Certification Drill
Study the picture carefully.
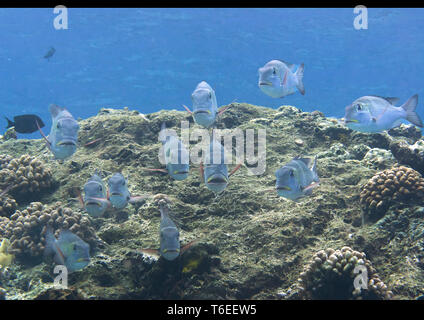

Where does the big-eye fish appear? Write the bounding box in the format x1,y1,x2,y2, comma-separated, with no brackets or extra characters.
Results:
275,156,319,201
200,136,241,194
44,228,90,273
183,81,229,128
144,123,190,181
107,173,147,209
140,200,195,261
258,60,305,98
344,94,423,133
80,170,110,217
38,104,79,160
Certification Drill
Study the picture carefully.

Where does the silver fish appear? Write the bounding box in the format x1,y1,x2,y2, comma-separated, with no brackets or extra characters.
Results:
275,156,319,201
258,59,305,98
344,94,423,133
82,170,110,217
38,104,79,160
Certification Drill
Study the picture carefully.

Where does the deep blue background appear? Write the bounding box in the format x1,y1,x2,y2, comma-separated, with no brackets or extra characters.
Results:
0,8,423,138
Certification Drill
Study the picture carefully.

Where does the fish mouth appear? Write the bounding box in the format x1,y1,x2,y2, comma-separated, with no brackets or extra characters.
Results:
344,119,359,124
259,81,273,86
57,140,77,146
207,175,228,184
173,170,189,175
110,192,123,197
85,200,102,207
163,248,180,254
193,110,211,115
276,186,291,191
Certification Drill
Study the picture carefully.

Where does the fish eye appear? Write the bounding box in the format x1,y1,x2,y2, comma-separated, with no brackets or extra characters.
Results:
57,123,61,129
208,92,212,99
99,186,102,192
290,170,294,177
356,104,362,111
122,181,125,186
272,68,277,75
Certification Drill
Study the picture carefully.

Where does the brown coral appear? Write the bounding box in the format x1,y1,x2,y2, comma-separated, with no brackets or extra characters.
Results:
0,154,54,202
359,165,424,221
0,201,98,262
298,247,392,300
0,195,17,218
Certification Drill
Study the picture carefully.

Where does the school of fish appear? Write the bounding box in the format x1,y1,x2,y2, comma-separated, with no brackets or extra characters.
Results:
3,58,423,273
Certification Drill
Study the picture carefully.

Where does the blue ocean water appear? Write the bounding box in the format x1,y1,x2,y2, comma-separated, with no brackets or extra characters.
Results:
0,8,423,138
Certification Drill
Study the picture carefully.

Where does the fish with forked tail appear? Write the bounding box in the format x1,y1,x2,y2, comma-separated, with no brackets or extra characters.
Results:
344,94,423,133
5,114,45,134
258,59,305,98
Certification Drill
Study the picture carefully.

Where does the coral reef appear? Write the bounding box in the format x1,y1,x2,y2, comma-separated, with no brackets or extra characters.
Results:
298,247,393,300
390,139,424,174
0,195,17,218
0,104,423,300
0,201,98,263
360,165,424,221
0,154,54,202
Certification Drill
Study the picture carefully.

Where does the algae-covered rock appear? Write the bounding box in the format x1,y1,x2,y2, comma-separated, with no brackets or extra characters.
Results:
0,104,422,300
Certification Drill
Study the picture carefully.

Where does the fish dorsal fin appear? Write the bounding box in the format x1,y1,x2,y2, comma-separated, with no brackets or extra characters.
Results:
276,59,295,71
293,156,312,167
94,169,103,179
48,104,65,118
369,96,400,105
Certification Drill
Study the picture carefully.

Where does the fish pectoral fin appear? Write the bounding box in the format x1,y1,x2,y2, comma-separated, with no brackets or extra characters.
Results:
229,163,243,177
142,168,169,174
84,138,101,147
199,161,204,183
218,105,230,116
302,182,319,193
36,120,51,149
181,240,198,254
139,248,160,257
129,195,150,203
183,105,192,114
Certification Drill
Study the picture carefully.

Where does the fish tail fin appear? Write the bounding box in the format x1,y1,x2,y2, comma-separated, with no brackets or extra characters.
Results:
5,117,14,129
295,63,305,95
402,94,423,127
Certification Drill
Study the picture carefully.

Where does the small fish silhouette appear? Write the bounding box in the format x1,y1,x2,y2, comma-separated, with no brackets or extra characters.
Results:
44,47,56,61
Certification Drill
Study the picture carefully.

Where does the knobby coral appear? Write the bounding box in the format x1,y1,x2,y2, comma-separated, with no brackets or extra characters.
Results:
360,165,424,221
0,201,98,261
298,247,393,300
0,154,54,201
